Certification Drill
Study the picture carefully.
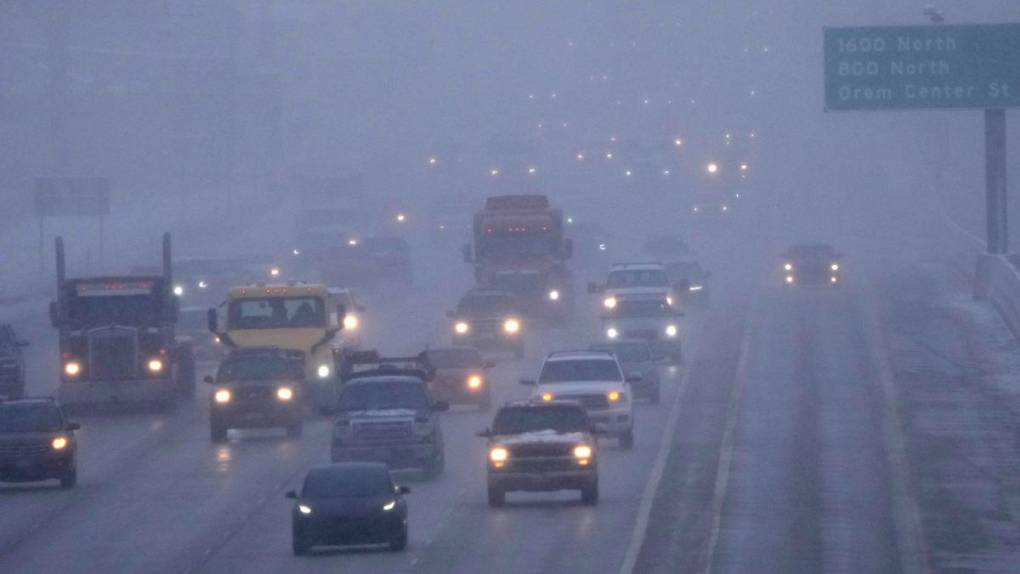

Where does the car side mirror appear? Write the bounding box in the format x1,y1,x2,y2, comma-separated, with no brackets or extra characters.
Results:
397,485,411,495
484,361,496,369
65,422,80,432
475,428,492,438
519,378,537,386
206,308,219,333
203,375,215,385
432,401,450,412
285,490,297,499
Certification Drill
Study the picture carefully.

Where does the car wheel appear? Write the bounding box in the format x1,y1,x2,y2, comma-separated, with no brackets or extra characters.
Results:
487,485,505,507
619,428,634,450
581,479,599,505
59,468,77,489
389,525,408,552
286,422,303,439
210,423,228,443
292,529,310,556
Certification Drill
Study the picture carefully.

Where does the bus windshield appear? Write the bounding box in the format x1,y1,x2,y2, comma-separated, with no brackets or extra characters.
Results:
228,297,326,329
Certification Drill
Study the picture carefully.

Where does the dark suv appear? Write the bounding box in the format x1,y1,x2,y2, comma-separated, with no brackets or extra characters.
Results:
0,398,79,488
206,348,306,442
0,324,28,399
478,401,600,507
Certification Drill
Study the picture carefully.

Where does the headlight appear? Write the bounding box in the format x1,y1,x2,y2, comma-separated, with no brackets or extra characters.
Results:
198,280,209,289
548,290,560,301
573,444,592,459
276,387,294,401
689,284,704,292
489,447,509,463
831,276,839,284
666,296,673,306
467,374,483,389
214,389,231,403
541,392,554,402
503,318,520,334
343,314,359,330
317,364,331,379
64,361,81,377
606,327,619,339
454,321,470,335
603,296,617,309
608,391,623,402
270,267,281,277
147,359,164,373
665,325,678,337
785,275,795,284
51,436,68,450
831,263,840,271
382,500,397,511
213,336,221,344
173,285,184,297
298,504,312,515
784,262,793,271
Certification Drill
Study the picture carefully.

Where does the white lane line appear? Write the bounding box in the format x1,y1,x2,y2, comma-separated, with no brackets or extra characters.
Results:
860,286,933,574
617,347,694,573
699,295,758,574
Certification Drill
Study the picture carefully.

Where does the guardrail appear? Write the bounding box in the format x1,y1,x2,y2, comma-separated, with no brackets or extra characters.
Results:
975,254,1020,340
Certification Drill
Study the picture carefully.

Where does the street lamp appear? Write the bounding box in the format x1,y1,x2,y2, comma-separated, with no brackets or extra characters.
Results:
706,162,719,175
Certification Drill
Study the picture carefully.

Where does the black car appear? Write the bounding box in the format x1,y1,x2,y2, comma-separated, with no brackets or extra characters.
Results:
665,260,712,308
0,324,28,399
0,398,79,488
782,243,842,286
448,289,525,358
478,401,600,507
287,462,410,555
424,347,495,409
206,348,305,442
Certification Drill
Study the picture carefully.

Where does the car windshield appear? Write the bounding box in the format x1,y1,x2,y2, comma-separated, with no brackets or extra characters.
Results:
0,405,63,433
67,293,163,327
590,343,651,362
228,297,325,329
217,355,303,382
493,406,590,434
788,245,837,260
539,359,622,383
427,349,483,369
615,299,673,318
606,269,668,288
491,273,542,294
302,466,392,498
478,232,558,260
457,294,516,316
338,381,430,411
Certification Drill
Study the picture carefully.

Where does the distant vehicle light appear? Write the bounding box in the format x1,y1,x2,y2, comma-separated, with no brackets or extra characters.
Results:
785,275,795,284
489,447,509,463
64,361,81,377
298,504,312,515
831,263,840,271
51,436,68,450
541,392,554,402
599,242,607,251
276,387,294,401
317,364,331,379
784,263,793,271
454,321,470,335
467,374,483,389
270,267,281,277
214,389,231,403
503,318,521,334
343,314,359,330
603,297,617,309
382,500,397,511
721,205,729,212
548,290,560,301
606,327,619,339
665,325,678,338
666,296,673,306
831,276,839,284
396,213,407,223
348,239,359,246
689,285,704,292
573,444,592,459
706,162,719,174
147,359,164,373
173,285,184,297
608,391,621,402
292,249,301,256
198,280,208,289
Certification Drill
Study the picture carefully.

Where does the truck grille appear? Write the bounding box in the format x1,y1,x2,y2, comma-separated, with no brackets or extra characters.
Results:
471,319,501,335
235,386,274,402
0,361,19,381
352,420,413,442
561,393,610,410
89,326,137,379
0,440,51,457
624,329,659,340
507,457,576,472
508,443,573,458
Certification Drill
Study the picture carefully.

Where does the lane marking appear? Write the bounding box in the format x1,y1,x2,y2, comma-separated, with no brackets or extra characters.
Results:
699,295,757,574
860,286,933,574
617,335,695,574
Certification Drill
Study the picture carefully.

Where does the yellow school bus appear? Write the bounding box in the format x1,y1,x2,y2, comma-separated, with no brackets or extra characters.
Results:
208,283,345,412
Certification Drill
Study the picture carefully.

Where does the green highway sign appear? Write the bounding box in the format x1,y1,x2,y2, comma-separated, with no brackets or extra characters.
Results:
824,24,1020,110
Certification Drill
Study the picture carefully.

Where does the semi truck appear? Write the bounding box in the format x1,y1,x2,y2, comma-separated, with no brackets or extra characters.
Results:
50,233,195,410
463,195,573,323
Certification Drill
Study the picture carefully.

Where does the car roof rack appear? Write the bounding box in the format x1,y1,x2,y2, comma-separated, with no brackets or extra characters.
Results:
340,349,435,383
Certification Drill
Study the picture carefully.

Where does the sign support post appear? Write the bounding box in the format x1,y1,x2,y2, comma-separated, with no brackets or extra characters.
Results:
986,109,1008,254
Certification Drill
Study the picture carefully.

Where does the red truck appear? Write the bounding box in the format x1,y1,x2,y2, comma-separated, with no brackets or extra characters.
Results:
463,195,573,324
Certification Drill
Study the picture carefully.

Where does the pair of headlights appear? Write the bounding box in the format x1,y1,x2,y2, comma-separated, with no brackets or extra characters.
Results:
489,444,592,465
64,358,163,377
299,500,396,515
605,325,677,339
541,391,623,403
214,386,294,404
454,319,521,335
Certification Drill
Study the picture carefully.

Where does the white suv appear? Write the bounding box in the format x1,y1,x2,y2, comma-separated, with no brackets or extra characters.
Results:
588,262,677,315
522,351,636,449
